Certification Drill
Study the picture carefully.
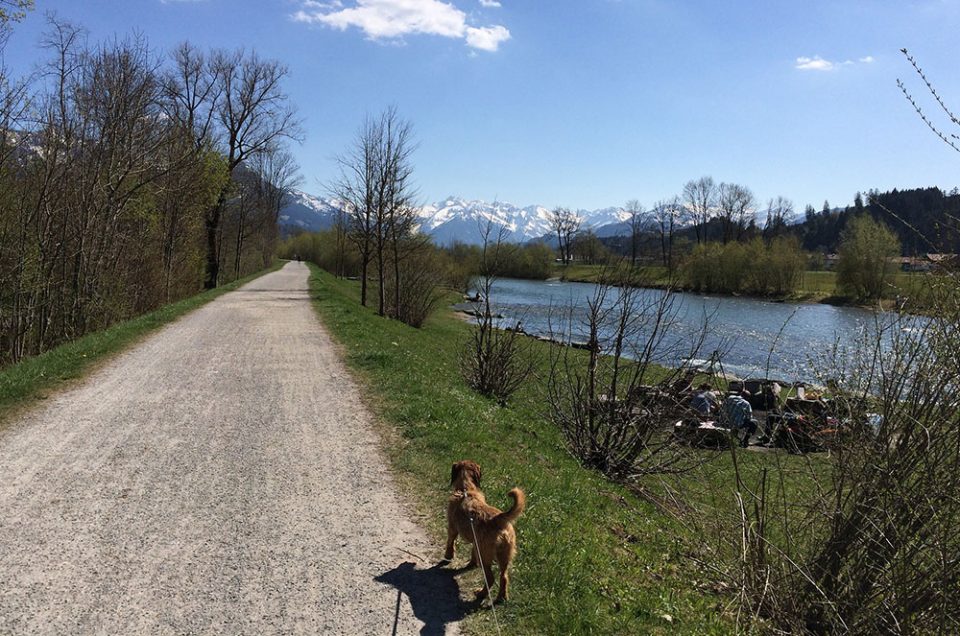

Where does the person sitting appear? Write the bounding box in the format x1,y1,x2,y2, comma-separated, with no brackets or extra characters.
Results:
723,390,758,447
690,383,718,417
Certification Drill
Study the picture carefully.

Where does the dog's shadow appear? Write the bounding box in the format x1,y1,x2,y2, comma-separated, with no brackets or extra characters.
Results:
375,561,476,635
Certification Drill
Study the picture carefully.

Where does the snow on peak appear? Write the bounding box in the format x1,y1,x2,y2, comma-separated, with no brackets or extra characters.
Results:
279,189,632,245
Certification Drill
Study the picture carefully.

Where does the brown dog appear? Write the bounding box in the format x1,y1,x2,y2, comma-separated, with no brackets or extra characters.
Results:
444,460,525,603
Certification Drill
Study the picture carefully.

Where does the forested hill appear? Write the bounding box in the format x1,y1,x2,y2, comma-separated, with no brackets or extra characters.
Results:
798,186,960,255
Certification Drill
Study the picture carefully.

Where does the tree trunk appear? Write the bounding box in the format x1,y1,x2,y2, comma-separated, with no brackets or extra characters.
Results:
204,191,226,290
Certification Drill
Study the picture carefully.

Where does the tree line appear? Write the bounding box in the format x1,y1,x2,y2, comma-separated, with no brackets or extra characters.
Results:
0,15,300,365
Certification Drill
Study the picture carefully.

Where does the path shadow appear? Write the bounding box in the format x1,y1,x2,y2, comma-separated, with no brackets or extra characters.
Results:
375,561,472,636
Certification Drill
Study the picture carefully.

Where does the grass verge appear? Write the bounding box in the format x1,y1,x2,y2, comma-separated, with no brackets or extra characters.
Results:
0,262,284,422
306,263,741,635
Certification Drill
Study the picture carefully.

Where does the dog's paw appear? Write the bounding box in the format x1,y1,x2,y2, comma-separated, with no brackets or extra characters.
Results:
474,587,489,600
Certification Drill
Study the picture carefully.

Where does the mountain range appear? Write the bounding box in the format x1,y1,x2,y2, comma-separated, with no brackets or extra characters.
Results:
279,190,634,245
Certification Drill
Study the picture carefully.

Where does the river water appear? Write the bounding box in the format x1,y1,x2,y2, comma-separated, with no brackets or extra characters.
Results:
478,278,900,384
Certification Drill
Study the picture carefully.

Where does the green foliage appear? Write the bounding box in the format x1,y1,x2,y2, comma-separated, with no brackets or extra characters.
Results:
442,240,555,280
684,237,806,296
836,215,901,301
0,0,33,24
279,229,362,277
0,263,281,420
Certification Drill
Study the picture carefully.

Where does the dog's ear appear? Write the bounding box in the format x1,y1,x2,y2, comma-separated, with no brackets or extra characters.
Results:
450,462,459,485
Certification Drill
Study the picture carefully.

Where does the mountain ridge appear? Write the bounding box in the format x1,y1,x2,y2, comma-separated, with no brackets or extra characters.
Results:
279,190,633,245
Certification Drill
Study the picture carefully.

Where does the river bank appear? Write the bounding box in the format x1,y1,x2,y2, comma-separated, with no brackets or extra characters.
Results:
553,264,932,312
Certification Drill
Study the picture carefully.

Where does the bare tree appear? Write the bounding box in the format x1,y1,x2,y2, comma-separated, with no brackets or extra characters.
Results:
331,107,418,314
373,106,418,318
162,43,221,153
763,195,794,240
251,145,301,266
625,199,646,267
202,49,300,288
546,266,712,478
331,114,378,306
717,182,756,243
682,176,716,244
651,198,680,273
550,206,581,266
459,220,535,405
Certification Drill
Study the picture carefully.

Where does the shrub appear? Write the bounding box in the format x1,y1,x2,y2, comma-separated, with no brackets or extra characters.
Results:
836,215,901,301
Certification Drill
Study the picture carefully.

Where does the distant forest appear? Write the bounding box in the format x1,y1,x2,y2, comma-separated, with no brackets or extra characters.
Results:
602,186,960,258
797,187,960,255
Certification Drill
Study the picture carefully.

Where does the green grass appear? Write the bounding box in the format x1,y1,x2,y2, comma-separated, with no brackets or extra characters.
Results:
0,263,283,421
306,264,752,635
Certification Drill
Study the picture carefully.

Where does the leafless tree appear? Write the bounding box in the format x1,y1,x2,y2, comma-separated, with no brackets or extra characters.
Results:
459,220,535,405
546,266,712,478
717,182,756,243
251,146,301,266
331,107,418,315
162,43,221,152
202,49,301,288
373,106,419,318
550,206,581,266
682,176,716,245
625,199,646,267
763,195,794,240
651,198,680,273
331,114,378,307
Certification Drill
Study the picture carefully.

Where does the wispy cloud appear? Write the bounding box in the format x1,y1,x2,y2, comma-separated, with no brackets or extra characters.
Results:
795,54,875,71
292,0,511,52
479,0,501,7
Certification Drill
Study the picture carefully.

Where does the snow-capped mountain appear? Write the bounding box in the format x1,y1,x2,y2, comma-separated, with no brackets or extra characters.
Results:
278,190,343,232
417,197,557,245
278,190,634,245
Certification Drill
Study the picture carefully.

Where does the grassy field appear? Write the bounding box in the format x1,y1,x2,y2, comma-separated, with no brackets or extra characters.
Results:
0,263,283,422
305,264,822,635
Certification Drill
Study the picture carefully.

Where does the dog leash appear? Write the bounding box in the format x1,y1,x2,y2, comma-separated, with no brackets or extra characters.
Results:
466,494,503,636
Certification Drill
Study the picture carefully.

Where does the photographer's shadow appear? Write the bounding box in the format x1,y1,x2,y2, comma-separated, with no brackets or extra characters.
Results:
375,561,472,636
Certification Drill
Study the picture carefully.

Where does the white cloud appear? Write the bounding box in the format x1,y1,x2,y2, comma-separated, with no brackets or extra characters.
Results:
479,0,501,7
465,24,510,51
795,55,834,71
795,54,875,71
293,0,511,51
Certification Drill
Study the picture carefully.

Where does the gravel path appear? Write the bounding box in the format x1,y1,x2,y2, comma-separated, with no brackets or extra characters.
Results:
0,262,462,635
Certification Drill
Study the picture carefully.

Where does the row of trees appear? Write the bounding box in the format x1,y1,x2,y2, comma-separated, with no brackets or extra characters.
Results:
289,108,446,328
0,15,300,365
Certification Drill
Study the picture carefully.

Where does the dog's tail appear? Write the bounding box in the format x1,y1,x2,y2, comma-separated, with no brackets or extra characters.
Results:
496,488,526,524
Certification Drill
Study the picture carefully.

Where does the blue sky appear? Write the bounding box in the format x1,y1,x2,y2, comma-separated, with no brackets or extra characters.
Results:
4,0,960,211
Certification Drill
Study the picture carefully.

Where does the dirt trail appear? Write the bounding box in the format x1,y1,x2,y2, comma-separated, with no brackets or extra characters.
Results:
0,262,461,635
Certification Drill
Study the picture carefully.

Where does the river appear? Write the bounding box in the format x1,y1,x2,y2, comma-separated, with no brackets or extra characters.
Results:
473,278,905,384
